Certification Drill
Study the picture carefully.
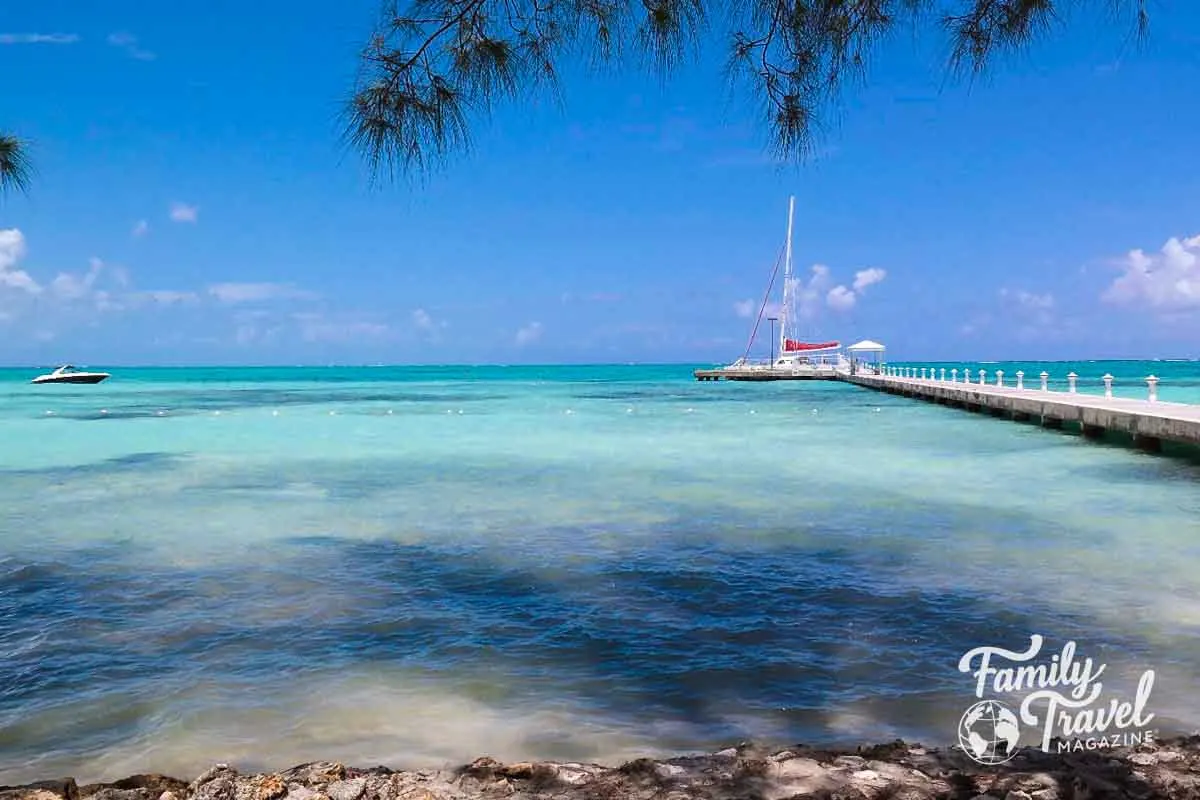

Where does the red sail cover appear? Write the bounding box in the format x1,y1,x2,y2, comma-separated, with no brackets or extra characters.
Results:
784,339,840,352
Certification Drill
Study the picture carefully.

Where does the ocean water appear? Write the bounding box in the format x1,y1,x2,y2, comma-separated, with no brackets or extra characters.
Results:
1,361,1199,784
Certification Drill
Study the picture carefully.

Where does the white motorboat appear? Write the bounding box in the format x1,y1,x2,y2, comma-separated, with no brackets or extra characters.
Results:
31,365,111,385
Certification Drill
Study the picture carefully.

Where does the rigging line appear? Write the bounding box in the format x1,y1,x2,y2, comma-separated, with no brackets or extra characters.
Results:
740,241,788,364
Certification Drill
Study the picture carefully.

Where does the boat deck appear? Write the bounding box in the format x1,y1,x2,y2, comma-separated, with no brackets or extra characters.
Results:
694,366,841,381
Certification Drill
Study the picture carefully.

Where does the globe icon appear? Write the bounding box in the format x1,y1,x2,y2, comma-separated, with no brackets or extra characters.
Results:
958,700,1021,765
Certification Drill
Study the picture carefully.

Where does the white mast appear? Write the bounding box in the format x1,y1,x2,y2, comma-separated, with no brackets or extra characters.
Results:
779,195,795,362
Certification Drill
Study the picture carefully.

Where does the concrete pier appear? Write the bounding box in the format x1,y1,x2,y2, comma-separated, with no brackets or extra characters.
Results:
843,372,1200,450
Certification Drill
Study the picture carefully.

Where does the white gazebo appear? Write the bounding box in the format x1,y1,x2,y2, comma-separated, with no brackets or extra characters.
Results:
846,339,886,375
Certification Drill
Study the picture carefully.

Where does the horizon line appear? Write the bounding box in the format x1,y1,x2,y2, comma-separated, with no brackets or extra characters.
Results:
2,358,1196,370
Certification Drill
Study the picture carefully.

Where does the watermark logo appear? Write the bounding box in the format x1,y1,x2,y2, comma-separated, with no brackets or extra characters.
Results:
958,699,1022,765
956,634,1156,764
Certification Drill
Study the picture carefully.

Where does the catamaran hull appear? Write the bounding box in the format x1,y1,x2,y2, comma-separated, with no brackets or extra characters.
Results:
32,374,110,384
724,374,834,381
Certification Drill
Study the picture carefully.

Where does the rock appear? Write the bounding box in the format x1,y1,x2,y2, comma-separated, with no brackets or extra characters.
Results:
11,733,1200,800
190,767,234,792
276,765,344,786
192,777,236,800
81,790,156,800
0,789,76,800
322,780,364,800
494,764,534,780
85,776,187,799
551,766,592,786
0,780,79,800
773,758,826,779
654,764,685,780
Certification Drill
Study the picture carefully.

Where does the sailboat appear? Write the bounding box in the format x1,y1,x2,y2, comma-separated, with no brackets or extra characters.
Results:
722,197,847,380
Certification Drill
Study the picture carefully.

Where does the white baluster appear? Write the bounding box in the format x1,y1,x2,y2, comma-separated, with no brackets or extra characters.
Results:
1067,372,1078,393
996,370,1004,388
951,369,958,383
1016,370,1025,390
920,368,927,380
964,368,972,382
1103,373,1114,399
979,369,987,385
1040,371,1049,391
1147,375,1159,402
940,368,947,382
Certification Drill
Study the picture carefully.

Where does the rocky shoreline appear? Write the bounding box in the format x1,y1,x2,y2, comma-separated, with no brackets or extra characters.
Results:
4,736,1200,800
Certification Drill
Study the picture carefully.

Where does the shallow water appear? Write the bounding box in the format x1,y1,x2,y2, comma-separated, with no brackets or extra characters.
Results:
1,362,1198,783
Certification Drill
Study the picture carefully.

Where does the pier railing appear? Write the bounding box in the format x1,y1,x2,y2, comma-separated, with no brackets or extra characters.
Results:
879,367,1162,403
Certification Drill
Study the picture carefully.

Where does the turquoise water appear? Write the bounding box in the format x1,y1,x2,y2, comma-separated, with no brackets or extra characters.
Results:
2,361,1199,784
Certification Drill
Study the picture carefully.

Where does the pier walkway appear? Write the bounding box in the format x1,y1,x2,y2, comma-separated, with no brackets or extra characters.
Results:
842,369,1200,451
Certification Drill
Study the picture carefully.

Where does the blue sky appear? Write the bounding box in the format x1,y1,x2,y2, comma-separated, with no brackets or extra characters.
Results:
2,0,1199,365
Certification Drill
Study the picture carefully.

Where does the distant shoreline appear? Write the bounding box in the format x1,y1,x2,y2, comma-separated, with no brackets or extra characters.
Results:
1,358,1197,370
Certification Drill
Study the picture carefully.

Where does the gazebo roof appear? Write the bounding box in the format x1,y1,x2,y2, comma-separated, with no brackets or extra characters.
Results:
847,339,886,352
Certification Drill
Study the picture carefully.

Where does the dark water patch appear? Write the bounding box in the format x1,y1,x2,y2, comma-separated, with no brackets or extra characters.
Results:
1,476,1191,775
1,452,183,479
182,455,765,504
572,390,674,401
1066,451,1200,485
0,518,1184,776
48,412,190,424
30,388,514,420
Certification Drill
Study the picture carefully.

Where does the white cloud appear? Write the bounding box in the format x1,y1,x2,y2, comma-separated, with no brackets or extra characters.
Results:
0,33,78,44
1,229,369,347
296,315,391,343
135,289,199,305
0,229,42,294
1000,288,1054,311
0,240,148,320
515,321,543,346
412,308,434,329
51,257,104,300
796,265,831,319
132,220,149,238
169,202,198,223
852,267,887,292
735,262,886,320
825,267,887,313
992,287,1077,343
1102,233,1200,311
207,282,317,304
107,32,155,60
826,285,856,311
